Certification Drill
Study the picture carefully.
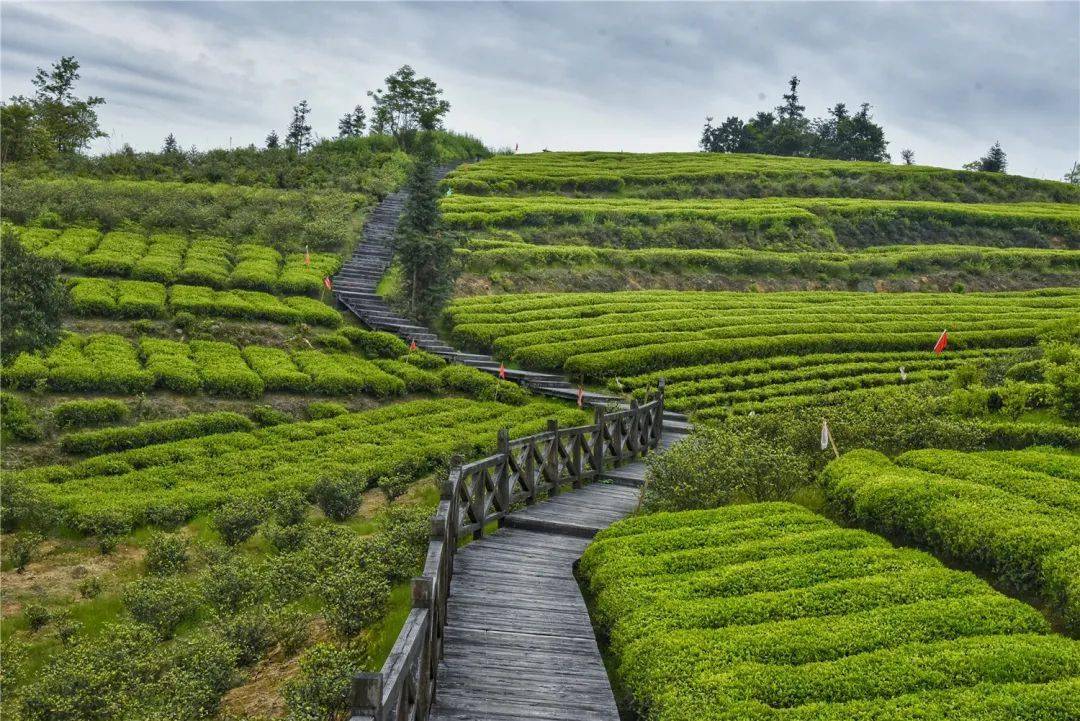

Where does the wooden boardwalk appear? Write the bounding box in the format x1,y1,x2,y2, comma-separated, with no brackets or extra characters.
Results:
430,437,683,721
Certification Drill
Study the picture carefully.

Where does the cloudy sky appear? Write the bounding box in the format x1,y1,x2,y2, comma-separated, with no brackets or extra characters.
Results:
2,1,1077,179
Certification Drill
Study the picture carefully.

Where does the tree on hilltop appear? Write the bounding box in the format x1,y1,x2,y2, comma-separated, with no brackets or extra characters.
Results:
162,133,181,154
285,100,313,153
1065,162,1080,185
965,141,1007,173
338,105,367,138
900,149,915,165
368,65,450,150
700,76,888,162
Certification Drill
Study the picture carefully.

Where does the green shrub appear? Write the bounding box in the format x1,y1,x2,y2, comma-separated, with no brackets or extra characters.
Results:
1,391,41,441
321,564,390,637
51,398,129,430
283,642,370,721
78,576,103,599
213,606,274,666
8,532,43,572
264,523,309,553
201,557,265,613
272,608,311,657
341,327,409,358
24,603,50,632
643,426,810,512
144,532,189,575
59,411,254,455
439,363,528,404
191,341,264,398
307,401,348,420
250,404,291,426
212,499,263,546
402,349,446,369
268,488,309,526
376,473,411,503
310,476,363,521
242,346,311,393
374,505,429,581
122,577,199,638
313,332,351,351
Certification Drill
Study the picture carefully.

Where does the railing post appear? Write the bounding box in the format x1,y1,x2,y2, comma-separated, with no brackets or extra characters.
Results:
613,408,625,467
544,418,561,496
629,398,642,456
496,428,511,524
656,379,665,448
349,672,383,721
523,437,537,506
444,455,462,544
592,406,605,477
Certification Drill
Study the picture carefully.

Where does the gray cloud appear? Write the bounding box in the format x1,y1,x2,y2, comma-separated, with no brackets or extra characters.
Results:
1,1,1076,178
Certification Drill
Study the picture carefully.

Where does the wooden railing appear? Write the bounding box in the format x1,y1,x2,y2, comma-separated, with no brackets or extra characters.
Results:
348,383,665,721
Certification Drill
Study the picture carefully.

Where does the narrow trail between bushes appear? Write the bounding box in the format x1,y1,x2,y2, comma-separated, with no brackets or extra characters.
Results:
336,168,693,719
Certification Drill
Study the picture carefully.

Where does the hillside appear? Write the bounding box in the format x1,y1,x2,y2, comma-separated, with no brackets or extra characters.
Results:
442,152,1080,293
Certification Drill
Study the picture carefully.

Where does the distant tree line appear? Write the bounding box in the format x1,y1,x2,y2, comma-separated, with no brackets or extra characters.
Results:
700,76,890,162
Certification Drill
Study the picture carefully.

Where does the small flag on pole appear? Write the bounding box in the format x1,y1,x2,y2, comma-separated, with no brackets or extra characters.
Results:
933,329,948,355
498,363,507,380
322,276,332,290
304,245,311,267
409,339,418,351
576,385,585,408
899,366,907,382
820,419,831,451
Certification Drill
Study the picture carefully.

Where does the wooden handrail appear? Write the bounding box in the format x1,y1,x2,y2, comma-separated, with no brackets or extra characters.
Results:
348,382,665,721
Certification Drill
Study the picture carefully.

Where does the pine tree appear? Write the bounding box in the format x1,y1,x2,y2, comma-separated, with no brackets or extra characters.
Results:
265,130,280,149
394,115,458,321
979,142,1007,173
285,100,313,153
162,133,180,154
338,105,367,138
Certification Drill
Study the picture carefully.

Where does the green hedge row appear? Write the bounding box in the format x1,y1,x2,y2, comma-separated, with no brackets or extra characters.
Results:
820,448,1080,631
0,333,453,400
59,412,255,455
577,502,1079,720
443,152,1079,204
51,398,129,430
9,225,341,295
7,398,589,533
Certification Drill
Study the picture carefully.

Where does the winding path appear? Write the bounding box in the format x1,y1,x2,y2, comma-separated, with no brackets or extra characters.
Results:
337,167,691,721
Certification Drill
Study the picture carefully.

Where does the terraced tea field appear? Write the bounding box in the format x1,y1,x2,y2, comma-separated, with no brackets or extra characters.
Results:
447,289,1079,417
579,502,1080,721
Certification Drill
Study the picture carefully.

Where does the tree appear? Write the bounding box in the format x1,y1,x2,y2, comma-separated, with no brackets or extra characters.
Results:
162,133,180,154
265,129,280,149
30,56,105,155
285,100,313,153
1,228,68,363
968,141,1007,173
700,76,887,161
1064,161,1079,184
337,105,367,138
394,117,459,321
368,65,451,149
901,148,915,165
0,99,50,163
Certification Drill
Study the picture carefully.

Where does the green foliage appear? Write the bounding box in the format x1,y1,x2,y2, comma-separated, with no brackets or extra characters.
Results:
122,577,199,638
201,556,265,613
821,447,1080,627
268,488,309,526
321,563,390,637
51,398,129,429
78,576,102,599
2,177,361,253
144,532,189,575
306,401,348,420
340,326,409,358
212,499,263,546
1,392,42,441
283,642,369,721
1,227,68,363
439,363,528,404
213,606,274,666
250,404,291,426
59,411,254,455
8,532,43,572
368,65,451,150
311,475,363,521
643,426,810,512
401,348,446,369
374,505,430,580
578,502,1076,720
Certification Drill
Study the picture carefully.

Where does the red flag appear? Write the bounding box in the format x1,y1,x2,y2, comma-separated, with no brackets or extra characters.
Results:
933,329,948,355
498,363,506,380
304,245,311,267
409,339,418,351
576,385,585,408
323,276,332,290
